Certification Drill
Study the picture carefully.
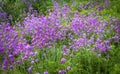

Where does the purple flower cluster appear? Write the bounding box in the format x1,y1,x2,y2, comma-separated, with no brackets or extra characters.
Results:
68,12,113,52
22,14,62,49
21,2,71,49
94,40,111,52
0,22,34,69
0,22,19,69
0,12,8,22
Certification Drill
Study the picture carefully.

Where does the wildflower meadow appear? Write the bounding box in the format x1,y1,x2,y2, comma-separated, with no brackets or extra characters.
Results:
0,0,120,74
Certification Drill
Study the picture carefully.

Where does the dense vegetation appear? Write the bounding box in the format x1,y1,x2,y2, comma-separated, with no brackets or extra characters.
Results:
0,0,120,74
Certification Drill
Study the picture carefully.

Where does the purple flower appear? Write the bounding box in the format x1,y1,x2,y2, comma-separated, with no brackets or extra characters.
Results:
2,65,7,69
27,67,32,72
0,48,4,53
62,45,67,51
16,61,21,65
97,6,104,11
58,70,66,74
67,66,71,71
31,60,34,64
3,59,8,67
8,55,14,62
25,45,33,50
9,65,13,69
44,72,49,74
79,4,83,9
61,58,66,63
104,0,110,7
62,52,67,56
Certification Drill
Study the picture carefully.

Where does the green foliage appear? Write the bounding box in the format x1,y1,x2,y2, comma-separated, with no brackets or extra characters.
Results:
2,0,27,26
1,0,53,26
99,0,120,20
32,0,53,15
